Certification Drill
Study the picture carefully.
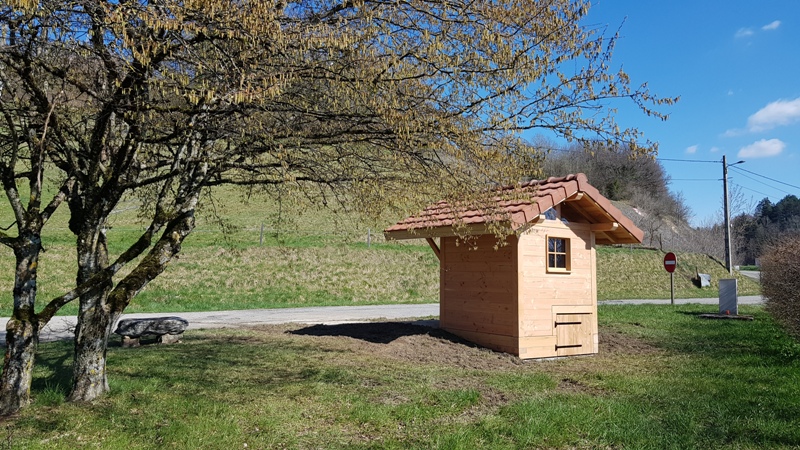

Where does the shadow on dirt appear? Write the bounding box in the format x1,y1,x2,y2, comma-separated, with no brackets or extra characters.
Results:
289,321,473,346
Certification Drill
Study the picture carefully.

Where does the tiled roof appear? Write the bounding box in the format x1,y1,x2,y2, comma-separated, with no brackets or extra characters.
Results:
384,173,644,244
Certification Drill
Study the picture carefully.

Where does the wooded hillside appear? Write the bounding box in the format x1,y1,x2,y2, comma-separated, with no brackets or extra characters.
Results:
735,195,800,265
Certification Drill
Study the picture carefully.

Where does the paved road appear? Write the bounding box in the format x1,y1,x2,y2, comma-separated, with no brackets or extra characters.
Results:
739,270,761,281
3,296,763,345
598,295,763,306
3,304,441,345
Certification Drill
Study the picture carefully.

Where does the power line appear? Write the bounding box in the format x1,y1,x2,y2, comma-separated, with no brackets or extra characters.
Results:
659,157,798,197
546,149,799,196
729,165,800,191
728,168,794,196
730,182,777,200
657,157,718,163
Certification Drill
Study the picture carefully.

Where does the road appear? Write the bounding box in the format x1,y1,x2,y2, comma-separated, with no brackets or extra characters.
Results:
739,270,761,281
1,296,763,345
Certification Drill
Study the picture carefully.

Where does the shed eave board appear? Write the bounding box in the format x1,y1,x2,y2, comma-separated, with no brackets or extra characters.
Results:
384,222,512,240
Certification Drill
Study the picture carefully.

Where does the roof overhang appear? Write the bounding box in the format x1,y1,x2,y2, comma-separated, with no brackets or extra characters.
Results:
384,173,643,245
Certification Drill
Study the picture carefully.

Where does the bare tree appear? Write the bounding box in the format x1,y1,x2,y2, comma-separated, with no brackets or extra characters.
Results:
0,0,675,414
542,142,690,220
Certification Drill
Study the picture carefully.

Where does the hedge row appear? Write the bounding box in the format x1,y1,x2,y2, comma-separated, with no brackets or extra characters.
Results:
762,234,800,337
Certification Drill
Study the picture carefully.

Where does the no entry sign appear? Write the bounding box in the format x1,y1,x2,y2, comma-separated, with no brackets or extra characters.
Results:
663,252,677,273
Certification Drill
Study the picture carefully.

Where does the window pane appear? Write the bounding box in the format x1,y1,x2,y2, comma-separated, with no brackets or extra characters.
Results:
556,255,566,268
548,238,555,252
548,254,556,267
555,239,565,253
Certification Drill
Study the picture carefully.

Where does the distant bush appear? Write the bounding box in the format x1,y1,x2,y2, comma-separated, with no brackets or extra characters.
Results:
762,234,800,337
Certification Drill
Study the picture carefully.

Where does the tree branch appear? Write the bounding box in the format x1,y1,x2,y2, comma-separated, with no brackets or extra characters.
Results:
37,214,166,325
41,177,75,225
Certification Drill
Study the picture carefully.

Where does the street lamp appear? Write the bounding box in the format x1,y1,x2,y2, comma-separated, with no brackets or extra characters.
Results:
722,155,745,274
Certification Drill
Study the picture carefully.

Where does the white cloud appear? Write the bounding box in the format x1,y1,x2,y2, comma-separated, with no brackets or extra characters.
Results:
735,27,754,38
685,145,698,154
747,97,800,132
722,128,744,138
710,147,720,153
738,138,786,158
762,20,781,30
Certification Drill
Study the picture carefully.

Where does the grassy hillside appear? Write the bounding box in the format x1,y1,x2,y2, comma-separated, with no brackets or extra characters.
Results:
596,246,759,300
0,187,759,316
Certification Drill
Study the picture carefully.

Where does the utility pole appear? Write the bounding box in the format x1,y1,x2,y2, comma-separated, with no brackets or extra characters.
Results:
723,155,733,274
722,155,744,275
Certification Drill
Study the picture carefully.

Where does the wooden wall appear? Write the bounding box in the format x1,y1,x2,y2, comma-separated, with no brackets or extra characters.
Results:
517,220,598,358
439,234,520,355
436,220,599,359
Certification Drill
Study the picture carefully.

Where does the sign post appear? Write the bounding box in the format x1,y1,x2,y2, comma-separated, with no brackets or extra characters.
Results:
663,252,677,305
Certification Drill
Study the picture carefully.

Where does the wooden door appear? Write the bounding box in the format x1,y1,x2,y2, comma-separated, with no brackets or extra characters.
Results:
554,312,593,356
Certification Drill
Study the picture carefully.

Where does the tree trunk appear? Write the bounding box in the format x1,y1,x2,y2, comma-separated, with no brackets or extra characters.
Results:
0,234,42,416
0,319,39,415
67,305,119,402
67,224,114,403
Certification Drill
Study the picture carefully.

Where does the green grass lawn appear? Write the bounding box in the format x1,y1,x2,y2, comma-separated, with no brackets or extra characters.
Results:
3,304,799,449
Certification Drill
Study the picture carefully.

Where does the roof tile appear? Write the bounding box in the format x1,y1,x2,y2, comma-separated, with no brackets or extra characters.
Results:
384,173,644,244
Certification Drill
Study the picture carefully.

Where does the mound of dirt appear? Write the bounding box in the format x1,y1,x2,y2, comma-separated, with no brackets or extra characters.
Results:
290,321,663,366
289,322,524,371
600,329,662,355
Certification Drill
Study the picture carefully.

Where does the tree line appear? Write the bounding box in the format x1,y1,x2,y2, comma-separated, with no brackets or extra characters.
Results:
734,195,800,265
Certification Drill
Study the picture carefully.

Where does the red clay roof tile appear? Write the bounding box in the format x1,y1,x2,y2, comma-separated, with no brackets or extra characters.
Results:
384,173,644,244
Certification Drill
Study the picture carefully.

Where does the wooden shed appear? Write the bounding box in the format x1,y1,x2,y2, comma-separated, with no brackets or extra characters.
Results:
384,174,644,359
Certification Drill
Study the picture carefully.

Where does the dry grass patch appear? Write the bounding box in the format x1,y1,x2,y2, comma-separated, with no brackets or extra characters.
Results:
1,242,439,315
597,246,761,299
125,245,439,312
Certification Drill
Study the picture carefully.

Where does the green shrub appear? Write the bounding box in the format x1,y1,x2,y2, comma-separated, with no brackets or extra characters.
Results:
762,234,800,337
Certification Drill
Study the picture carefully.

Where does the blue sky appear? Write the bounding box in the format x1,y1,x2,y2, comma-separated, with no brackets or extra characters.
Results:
537,1,800,226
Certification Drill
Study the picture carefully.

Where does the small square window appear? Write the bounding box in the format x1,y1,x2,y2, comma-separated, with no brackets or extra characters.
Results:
547,237,571,272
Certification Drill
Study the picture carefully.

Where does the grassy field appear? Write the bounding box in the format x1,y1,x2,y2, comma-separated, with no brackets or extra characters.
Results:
0,188,760,316
2,182,787,449
0,235,761,316
3,304,798,449
596,246,760,300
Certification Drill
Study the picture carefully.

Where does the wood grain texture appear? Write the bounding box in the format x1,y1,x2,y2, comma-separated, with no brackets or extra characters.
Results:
440,235,518,338
435,221,599,359
442,328,520,355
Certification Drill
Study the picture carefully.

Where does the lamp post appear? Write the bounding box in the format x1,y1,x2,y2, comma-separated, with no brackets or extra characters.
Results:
722,155,745,274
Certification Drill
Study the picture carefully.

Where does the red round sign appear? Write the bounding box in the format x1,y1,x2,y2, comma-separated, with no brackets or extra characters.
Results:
663,252,677,273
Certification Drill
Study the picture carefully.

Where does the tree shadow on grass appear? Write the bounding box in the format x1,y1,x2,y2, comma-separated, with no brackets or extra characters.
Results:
289,321,475,346
30,341,73,396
